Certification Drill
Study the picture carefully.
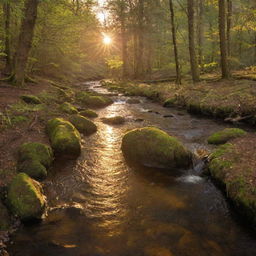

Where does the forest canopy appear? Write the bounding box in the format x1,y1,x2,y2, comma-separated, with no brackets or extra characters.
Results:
0,0,255,84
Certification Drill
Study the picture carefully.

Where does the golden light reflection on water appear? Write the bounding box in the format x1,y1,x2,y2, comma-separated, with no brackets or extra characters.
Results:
83,103,130,237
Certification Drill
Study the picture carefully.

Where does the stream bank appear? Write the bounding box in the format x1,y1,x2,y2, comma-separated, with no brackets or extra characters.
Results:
4,81,256,256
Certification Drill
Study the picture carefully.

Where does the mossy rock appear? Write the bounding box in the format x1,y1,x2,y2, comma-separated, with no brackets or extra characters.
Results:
101,116,125,125
7,173,46,220
17,142,53,180
47,118,81,158
20,95,42,105
0,200,11,230
80,109,98,118
163,98,177,108
59,102,78,114
76,92,113,108
121,127,192,169
207,128,247,145
57,88,74,102
69,114,97,135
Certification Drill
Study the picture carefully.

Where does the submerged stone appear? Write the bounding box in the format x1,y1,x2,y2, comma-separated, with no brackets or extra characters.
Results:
121,127,192,169
76,92,113,108
207,128,247,145
20,95,42,105
47,118,81,158
69,114,97,135
7,173,46,220
101,116,125,125
80,109,98,118
17,142,53,180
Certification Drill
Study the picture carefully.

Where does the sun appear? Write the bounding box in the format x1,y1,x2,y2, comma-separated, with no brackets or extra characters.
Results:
103,35,112,45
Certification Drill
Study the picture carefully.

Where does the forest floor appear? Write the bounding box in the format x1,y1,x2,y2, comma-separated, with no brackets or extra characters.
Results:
0,73,256,246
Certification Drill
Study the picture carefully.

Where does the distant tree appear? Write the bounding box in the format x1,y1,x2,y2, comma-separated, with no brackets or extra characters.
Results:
218,0,230,79
3,0,11,74
169,0,181,85
187,0,200,82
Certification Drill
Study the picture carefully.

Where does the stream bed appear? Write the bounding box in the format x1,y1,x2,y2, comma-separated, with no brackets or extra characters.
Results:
8,81,256,256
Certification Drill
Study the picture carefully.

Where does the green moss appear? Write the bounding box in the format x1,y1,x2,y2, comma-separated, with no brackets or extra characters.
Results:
0,200,11,230
102,116,125,125
17,142,53,180
20,95,42,105
57,88,74,102
76,92,113,108
47,118,81,158
207,128,247,145
121,127,192,169
163,98,176,108
59,102,78,114
7,173,46,220
11,115,29,124
80,109,98,118
69,114,97,135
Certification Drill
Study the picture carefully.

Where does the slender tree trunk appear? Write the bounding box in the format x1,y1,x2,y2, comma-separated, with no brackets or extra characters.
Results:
218,0,230,79
227,0,232,58
134,0,144,79
198,0,204,67
187,0,200,82
169,0,181,85
12,0,39,86
3,2,11,74
120,2,128,78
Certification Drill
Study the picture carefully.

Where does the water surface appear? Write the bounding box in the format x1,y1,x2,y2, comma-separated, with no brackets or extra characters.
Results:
9,81,256,256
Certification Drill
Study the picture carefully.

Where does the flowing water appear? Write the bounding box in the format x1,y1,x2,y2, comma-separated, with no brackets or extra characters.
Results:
8,81,256,256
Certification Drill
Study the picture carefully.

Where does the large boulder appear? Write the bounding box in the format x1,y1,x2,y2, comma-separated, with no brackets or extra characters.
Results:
207,128,247,145
69,114,97,135
7,173,46,220
17,142,53,180
47,118,81,158
121,127,192,169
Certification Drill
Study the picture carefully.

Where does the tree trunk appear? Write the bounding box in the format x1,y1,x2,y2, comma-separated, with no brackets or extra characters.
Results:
198,0,204,67
3,2,11,74
227,0,232,58
134,0,144,79
187,0,200,82
120,1,128,78
169,0,181,85
218,0,230,79
12,0,39,86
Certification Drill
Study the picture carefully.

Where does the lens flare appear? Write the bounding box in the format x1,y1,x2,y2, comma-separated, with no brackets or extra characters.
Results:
103,35,112,45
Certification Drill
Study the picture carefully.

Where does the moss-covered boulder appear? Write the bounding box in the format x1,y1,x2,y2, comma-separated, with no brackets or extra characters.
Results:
121,127,192,169
7,173,46,220
163,98,177,108
76,92,113,108
207,128,247,145
17,143,53,180
69,114,97,135
0,200,11,230
59,102,78,114
80,109,98,118
102,116,125,125
47,118,81,158
56,88,74,102
21,95,42,105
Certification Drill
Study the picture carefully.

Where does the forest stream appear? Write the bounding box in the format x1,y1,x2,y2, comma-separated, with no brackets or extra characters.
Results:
7,81,256,256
